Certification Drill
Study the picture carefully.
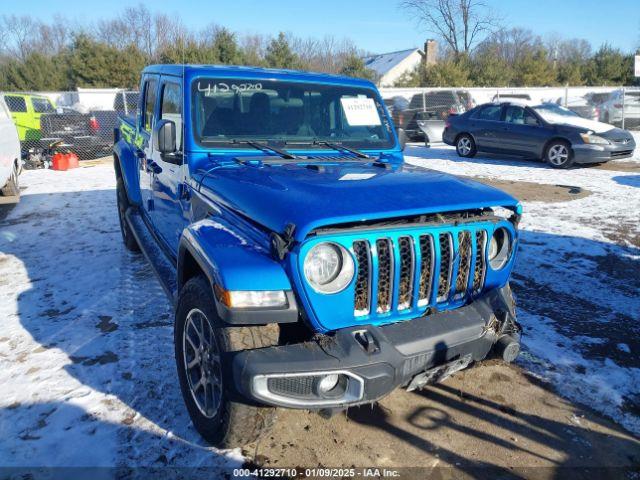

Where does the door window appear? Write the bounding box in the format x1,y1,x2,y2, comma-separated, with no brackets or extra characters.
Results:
32,97,55,113
5,96,27,113
474,105,502,121
160,82,182,150
505,106,539,125
142,78,158,132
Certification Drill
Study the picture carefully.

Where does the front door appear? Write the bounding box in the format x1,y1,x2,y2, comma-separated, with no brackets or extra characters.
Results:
502,106,546,156
138,76,159,219
150,78,189,252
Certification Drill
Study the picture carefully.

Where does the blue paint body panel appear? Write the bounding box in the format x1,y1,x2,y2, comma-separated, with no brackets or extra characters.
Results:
116,64,521,333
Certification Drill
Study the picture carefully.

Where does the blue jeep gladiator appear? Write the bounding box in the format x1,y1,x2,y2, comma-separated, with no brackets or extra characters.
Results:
114,64,522,448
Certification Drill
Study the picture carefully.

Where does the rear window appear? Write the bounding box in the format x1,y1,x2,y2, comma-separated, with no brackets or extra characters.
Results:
32,97,55,113
474,105,502,121
5,95,27,113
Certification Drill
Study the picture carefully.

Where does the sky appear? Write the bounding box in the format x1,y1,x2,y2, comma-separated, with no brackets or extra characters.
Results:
5,0,640,54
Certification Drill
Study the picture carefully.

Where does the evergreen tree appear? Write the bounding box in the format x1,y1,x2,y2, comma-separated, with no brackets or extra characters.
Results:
585,44,633,85
264,32,301,69
0,52,69,90
471,48,512,86
339,54,375,80
422,56,471,87
212,28,243,65
512,48,556,86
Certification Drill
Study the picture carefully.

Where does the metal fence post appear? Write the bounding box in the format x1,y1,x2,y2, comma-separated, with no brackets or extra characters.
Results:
564,84,569,108
621,87,625,130
422,90,426,112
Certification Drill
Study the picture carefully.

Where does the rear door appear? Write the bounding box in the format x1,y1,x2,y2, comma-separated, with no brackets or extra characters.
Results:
469,104,504,151
150,78,188,252
138,75,159,218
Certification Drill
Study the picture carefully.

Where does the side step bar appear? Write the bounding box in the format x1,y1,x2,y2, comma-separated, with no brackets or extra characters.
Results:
125,208,178,304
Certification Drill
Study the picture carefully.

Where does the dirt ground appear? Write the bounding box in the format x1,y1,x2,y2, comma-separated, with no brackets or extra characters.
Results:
251,362,639,477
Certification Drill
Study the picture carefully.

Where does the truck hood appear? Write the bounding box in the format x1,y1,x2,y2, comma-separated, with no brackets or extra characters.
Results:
197,161,518,241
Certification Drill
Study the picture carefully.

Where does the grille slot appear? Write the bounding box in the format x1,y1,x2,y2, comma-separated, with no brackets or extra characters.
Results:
473,231,487,293
397,236,414,310
437,233,453,302
418,235,434,306
376,239,393,313
267,376,315,398
455,231,472,295
353,241,371,316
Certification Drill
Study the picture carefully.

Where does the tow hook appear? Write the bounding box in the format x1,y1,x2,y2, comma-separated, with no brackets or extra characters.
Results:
494,335,520,363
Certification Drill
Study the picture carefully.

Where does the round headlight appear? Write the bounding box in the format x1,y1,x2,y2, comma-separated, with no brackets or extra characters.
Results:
488,227,511,270
304,243,354,294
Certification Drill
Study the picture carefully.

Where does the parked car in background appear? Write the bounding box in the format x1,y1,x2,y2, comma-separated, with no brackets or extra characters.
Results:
598,89,640,128
3,93,56,145
115,64,523,448
0,96,22,202
390,90,473,144
443,102,636,168
555,97,599,121
585,92,611,107
89,91,141,157
39,109,111,159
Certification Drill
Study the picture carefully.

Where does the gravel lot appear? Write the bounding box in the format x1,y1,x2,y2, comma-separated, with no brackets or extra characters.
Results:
0,149,638,476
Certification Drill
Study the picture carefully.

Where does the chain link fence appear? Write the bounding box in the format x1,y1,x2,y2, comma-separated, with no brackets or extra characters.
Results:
379,86,640,145
1,85,638,167
1,89,138,168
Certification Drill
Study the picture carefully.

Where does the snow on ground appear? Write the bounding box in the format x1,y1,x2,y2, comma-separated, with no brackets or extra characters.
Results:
406,144,640,436
0,165,243,471
0,151,638,468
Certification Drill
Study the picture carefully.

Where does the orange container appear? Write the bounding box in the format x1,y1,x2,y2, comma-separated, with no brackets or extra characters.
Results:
52,152,69,171
67,153,79,169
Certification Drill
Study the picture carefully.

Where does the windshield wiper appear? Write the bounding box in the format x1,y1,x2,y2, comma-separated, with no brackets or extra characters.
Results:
312,140,369,159
202,138,296,159
232,139,296,159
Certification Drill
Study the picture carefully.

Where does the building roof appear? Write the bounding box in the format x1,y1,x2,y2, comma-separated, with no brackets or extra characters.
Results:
362,48,422,77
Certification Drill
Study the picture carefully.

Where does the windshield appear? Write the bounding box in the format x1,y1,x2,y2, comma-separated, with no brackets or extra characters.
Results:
532,103,581,123
191,78,394,149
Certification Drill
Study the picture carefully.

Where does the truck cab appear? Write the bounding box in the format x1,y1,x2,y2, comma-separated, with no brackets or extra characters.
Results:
114,65,522,448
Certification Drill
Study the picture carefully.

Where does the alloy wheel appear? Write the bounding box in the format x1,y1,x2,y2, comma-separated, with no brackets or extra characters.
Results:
457,137,471,156
548,144,569,166
183,308,223,419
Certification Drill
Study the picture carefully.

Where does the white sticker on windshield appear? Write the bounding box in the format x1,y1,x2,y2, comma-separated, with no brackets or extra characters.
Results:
340,98,381,126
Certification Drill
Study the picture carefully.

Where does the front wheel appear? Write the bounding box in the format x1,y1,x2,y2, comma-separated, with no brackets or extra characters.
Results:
455,134,477,158
175,276,279,448
545,141,574,169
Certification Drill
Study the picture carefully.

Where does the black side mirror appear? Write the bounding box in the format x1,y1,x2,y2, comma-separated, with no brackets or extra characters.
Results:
397,128,407,151
154,119,176,155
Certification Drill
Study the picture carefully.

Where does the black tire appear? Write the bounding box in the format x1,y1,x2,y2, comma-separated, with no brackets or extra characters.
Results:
545,140,574,169
1,161,20,198
455,134,477,158
116,178,140,252
175,275,279,448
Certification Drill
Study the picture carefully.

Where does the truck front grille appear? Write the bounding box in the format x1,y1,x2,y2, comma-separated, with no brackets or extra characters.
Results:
353,227,488,318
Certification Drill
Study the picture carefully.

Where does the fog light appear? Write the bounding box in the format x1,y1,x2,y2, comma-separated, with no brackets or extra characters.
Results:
316,374,340,395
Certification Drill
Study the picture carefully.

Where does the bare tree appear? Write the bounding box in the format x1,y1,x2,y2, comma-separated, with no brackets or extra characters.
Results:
399,0,499,55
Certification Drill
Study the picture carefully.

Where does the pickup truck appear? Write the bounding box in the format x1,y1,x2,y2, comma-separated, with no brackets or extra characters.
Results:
114,64,523,448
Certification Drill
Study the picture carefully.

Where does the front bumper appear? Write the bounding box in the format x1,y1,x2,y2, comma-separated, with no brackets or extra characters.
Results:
573,142,636,163
229,285,519,409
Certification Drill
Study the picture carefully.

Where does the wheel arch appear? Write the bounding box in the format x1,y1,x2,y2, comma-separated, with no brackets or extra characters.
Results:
454,131,477,147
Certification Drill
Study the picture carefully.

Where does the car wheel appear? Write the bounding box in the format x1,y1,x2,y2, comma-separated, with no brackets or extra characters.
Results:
455,134,476,158
545,141,574,169
1,162,20,198
175,275,279,448
116,178,140,252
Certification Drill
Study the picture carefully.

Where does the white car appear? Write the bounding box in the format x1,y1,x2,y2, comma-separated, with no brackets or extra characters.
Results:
0,95,21,202
599,89,640,127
